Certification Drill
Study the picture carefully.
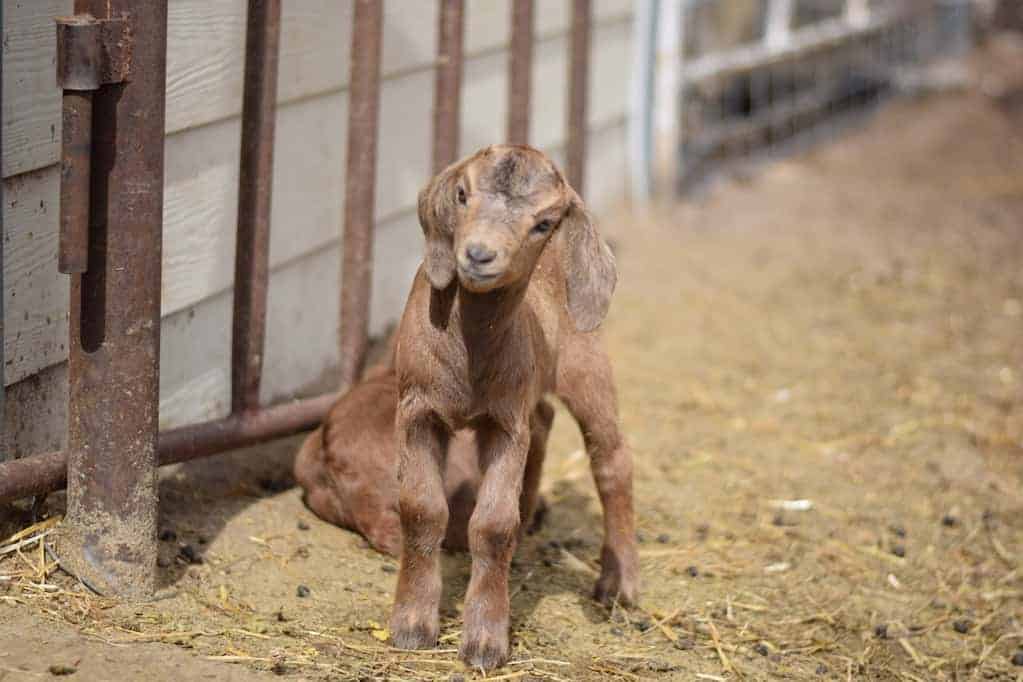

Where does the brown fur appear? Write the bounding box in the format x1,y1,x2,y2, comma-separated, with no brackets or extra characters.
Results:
293,365,553,557
391,145,638,670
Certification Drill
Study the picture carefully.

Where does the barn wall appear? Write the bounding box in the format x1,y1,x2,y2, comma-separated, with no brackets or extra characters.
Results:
2,0,634,456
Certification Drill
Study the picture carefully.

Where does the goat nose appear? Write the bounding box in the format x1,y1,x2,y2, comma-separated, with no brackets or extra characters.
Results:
465,243,496,265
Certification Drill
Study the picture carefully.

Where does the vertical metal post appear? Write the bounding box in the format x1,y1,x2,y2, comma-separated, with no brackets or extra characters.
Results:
433,0,465,173
62,0,167,599
0,0,5,450
339,0,383,390
765,0,793,48
59,90,93,275
507,0,534,145
566,0,591,194
845,0,870,28
628,0,659,201
232,0,281,414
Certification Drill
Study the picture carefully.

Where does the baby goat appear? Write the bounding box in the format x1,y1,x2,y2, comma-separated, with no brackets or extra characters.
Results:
390,145,638,670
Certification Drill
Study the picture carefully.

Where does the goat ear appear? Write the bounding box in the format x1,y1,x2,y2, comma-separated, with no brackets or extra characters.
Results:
560,193,617,332
417,169,458,290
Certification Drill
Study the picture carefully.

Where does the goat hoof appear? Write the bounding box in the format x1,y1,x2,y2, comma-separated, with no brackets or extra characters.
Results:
389,615,439,650
459,631,509,671
594,572,639,607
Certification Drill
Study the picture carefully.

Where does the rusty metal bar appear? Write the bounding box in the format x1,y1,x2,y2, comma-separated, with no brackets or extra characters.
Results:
432,0,465,172
0,393,336,505
0,0,4,445
0,451,67,503
61,0,167,599
160,393,336,465
232,0,282,414
507,0,534,144
58,91,92,274
338,0,384,390
566,0,591,193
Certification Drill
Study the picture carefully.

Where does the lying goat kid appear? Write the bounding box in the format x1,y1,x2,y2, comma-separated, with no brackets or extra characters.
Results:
391,145,638,670
293,365,553,556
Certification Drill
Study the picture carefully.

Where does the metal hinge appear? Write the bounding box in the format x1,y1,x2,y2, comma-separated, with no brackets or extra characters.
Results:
54,13,134,274
55,14,133,91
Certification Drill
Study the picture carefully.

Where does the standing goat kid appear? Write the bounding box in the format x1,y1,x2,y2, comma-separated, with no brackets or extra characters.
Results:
390,145,638,670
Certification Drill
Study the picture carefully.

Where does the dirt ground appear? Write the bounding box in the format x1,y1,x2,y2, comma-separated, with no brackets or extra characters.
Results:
2,39,1022,682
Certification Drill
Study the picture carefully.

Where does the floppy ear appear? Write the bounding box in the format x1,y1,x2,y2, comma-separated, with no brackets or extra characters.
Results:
560,193,617,332
417,166,458,290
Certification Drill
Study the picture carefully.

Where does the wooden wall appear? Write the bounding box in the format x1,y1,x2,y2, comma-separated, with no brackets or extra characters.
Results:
2,0,634,456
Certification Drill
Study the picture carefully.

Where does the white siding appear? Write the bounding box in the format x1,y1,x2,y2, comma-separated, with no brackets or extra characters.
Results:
3,0,634,449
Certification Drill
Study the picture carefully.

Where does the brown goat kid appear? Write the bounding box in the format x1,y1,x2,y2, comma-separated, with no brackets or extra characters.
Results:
391,145,638,670
293,364,554,556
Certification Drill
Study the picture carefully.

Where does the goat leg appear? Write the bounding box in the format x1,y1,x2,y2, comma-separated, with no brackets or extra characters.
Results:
459,419,529,671
390,409,449,650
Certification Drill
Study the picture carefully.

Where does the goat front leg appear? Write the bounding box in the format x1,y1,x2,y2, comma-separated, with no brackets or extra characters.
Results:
459,418,529,671
390,408,450,650
557,342,639,606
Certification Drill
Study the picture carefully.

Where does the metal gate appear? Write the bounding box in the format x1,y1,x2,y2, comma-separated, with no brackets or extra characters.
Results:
677,0,971,187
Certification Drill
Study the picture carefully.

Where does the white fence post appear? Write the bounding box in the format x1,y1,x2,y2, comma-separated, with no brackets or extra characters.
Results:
766,0,794,47
845,0,871,27
629,0,660,201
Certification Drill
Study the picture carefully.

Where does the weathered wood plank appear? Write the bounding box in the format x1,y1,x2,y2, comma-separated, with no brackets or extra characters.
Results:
2,167,66,386
1,0,71,179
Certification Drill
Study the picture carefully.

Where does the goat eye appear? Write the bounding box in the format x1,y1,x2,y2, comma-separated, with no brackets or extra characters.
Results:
531,220,553,235
457,187,467,205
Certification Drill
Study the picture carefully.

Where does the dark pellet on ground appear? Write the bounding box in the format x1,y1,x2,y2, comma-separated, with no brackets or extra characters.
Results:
157,557,170,569
674,638,695,651
178,544,202,564
875,624,888,639
610,627,624,637
941,514,959,527
686,565,699,577
197,535,207,545
296,585,310,598
48,665,76,676
276,610,288,622
953,619,971,634
381,564,397,574
695,523,710,540
656,533,670,544
891,544,906,558
636,532,647,543
1012,652,1023,667
889,524,907,538
546,539,562,550
633,618,653,632
159,529,177,542
816,664,829,674
562,538,585,550
297,520,310,531
754,643,769,656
